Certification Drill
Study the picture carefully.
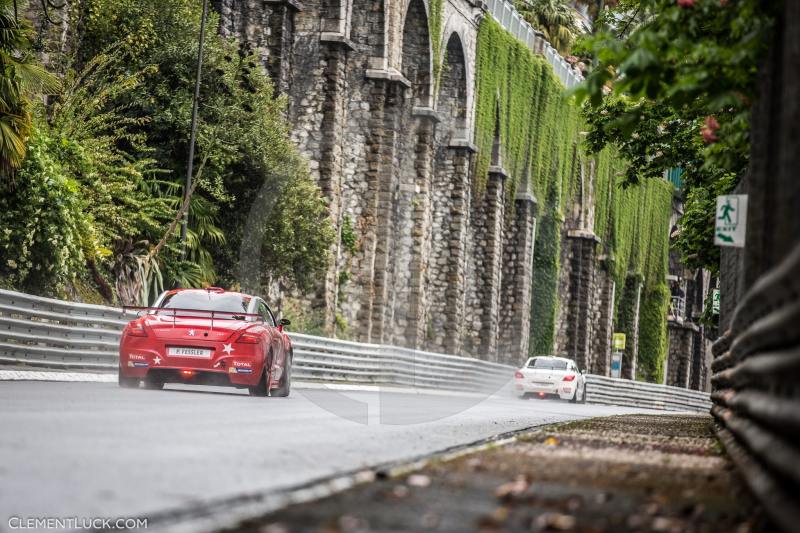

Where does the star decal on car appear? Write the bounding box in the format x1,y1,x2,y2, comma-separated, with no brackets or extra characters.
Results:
153,356,162,365
222,343,234,355
188,329,196,336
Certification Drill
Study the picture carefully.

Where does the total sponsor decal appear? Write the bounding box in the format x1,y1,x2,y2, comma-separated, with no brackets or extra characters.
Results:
229,361,253,374
127,354,149,367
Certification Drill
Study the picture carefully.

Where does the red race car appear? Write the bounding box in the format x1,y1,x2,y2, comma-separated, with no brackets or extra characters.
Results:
118,288,293,397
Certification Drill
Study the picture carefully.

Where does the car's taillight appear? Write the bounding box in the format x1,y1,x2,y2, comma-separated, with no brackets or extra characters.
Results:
514,371,524,379
236,331,260,344
127,322,147,337
562,374,576,382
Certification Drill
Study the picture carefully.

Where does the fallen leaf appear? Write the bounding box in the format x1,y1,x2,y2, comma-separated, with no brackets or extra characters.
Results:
407,474,431,488
535,512,576,531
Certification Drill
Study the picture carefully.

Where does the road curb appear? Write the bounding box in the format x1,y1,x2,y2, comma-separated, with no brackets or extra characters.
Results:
126,421,568,533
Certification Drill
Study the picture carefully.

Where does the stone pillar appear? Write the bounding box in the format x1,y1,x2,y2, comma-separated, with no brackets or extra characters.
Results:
371,82,399,344
618,275,642,380
497,190,537,366
403,110,437,348
464,167,507,360
356,79,392,342
316,39,354,332
666,322,697,388
591,267,615,376
439,143,474,355
563,230,600,372
425,140,475,354
690,327,706,390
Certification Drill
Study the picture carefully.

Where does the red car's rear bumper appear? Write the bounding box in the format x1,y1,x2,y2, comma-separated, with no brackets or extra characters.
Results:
118,336,264,387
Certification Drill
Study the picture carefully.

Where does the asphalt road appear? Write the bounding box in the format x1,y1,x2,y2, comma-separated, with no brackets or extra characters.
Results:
0,381,654,528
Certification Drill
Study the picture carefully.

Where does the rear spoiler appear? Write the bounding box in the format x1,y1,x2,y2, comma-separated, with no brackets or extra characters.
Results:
122,306,263,329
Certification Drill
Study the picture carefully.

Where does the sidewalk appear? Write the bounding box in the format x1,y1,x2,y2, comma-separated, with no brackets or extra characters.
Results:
231,414,766,532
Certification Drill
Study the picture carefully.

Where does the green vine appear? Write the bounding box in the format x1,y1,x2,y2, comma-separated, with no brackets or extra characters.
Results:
529,189,561,356
594,164,673,380
475,17,674,375
428,0,444,90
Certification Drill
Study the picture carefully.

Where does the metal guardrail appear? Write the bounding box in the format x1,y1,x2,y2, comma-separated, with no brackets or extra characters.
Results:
710,244,800,532
587,375,711,413
484,0,583,89
0,288,510,393
0,288,710,410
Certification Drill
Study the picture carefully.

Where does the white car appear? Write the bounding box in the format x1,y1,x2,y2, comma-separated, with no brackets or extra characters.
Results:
514,356,587,403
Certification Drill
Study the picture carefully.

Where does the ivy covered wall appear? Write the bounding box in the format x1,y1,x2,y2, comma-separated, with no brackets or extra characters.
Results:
473,17,674,379
594,157,674,382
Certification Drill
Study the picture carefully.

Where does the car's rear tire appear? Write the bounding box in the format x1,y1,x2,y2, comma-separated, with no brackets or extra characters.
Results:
569,387,578,403
118,369,139,389
272,355,292,398
249,351,272,397
581,383,588,404
248,370,269,397
144,375,164,390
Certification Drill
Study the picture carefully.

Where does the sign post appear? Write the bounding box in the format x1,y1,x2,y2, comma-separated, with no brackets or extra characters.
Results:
610,333,626,378
714,195,748,248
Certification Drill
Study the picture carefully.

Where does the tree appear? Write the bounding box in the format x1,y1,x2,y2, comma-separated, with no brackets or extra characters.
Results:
77,0,334,300
517,0,580,54
573,0,777,274
0,0,58,178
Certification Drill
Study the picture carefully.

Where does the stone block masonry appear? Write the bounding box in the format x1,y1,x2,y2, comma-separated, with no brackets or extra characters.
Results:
214,0,702,379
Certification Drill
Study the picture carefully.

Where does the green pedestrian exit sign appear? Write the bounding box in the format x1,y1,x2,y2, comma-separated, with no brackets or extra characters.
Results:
712,288,720,315
715,195,747,248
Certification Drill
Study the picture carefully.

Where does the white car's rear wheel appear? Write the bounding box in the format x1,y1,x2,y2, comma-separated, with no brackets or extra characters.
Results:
569,388,577,403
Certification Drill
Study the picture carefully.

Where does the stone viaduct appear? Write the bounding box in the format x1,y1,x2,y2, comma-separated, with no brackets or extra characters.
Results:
212,0,711,387
215,0,544,362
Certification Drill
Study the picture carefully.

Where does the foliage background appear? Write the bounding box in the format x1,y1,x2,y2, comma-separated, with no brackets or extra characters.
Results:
0,0,334,306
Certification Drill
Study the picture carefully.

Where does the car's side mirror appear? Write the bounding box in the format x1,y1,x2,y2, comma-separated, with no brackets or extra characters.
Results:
279,318,291,326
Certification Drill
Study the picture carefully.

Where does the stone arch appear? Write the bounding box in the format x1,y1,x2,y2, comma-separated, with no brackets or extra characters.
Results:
400,0,432,107
436,31,468,139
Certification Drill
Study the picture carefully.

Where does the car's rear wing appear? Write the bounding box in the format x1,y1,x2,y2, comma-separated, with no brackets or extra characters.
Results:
122,306,263,328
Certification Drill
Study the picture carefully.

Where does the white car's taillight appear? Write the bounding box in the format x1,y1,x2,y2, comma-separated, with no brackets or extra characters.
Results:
562,374,576,382
514,371,524,379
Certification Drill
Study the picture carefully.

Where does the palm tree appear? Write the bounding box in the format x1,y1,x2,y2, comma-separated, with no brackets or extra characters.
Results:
517,0,580,54
0,0,58,179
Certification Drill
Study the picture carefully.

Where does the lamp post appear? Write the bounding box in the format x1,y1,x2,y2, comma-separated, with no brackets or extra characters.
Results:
180,0,209,258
